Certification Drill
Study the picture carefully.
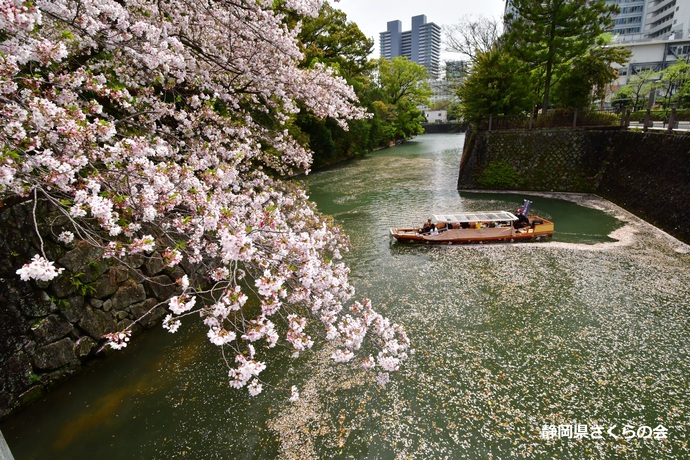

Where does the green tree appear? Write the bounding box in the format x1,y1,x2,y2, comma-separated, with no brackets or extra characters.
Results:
551,35,631,109
457,47,534,124
617,70,659,111
375,57,432,106
657,60,690,108
371,57,432,142
287,3,378,166
293,2,373,79
505,0,618,114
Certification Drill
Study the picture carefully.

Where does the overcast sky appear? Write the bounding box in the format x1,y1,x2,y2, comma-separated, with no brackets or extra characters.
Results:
331,0,507,60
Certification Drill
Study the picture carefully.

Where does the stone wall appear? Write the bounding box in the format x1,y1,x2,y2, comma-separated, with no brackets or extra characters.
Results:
458,128,690,243
0,200,191,418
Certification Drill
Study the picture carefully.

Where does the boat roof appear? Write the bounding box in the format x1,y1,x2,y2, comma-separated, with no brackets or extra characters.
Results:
432,211,518,223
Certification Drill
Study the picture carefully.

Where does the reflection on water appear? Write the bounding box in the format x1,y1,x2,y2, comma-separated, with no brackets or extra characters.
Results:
2,134,690,459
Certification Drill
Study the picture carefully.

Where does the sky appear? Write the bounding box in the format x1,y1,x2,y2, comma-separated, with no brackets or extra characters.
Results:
331,0,507,60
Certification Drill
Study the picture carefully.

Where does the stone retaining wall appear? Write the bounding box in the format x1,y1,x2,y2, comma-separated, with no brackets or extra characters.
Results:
0,200,194,418
458,128,690,243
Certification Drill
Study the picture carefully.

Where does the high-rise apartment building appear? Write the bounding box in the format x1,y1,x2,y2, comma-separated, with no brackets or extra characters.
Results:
606,0,690,40
380,15,441,78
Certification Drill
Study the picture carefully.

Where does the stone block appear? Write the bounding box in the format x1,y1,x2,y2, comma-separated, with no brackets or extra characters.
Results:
123,253,145,269
110,280,146,310
144,274,175,300
33,338,77,370
9,285,56,317
92,268,126,298
89,298,103,309
75,336,97,359
143,253,166,276
31,314,72,345
58,242,105,276
59,294,86,323
50,272,77,298
0,351,32,395
79,306,116,340
130,298,166,328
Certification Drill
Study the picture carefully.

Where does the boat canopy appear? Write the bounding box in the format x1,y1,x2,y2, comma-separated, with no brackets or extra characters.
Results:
432,211,518,223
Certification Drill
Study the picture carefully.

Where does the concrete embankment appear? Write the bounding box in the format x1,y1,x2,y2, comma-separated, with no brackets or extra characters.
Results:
458,128,690,244
0,429,14,460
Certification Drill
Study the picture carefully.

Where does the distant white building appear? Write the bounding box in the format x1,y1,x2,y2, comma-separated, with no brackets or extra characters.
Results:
423,109,448,123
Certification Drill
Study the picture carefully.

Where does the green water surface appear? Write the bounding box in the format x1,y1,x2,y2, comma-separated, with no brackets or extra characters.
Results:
2,133,689,459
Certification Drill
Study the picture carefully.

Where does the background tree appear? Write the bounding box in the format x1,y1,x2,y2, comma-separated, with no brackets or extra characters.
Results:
616,70,659,111
291,2,373,79
657,60,690,108
550,35,631,109
505,0,618,114
457,47,534,123
443,16,502,63
290,2,378,166
370,57,432,142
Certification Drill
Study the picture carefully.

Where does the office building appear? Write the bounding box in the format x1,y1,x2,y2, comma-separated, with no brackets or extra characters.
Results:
380,15,441,78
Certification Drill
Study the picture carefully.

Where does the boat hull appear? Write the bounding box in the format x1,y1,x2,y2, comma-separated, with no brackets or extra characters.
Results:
390,216,554,244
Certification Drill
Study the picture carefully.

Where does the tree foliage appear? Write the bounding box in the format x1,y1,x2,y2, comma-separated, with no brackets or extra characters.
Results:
291,2,378,166
369,57,431,142
290,4,431,165
505,0,618,112
457,47,534,123
551,35,631,109
615,70,658,111
1,0,409,398
657,60,690,108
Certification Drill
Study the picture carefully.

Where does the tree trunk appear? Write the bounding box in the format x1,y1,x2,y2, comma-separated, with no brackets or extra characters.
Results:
542,21,557,116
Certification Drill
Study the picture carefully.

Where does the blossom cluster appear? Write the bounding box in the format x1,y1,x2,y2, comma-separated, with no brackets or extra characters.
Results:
3,0,407,399
16,254,64,282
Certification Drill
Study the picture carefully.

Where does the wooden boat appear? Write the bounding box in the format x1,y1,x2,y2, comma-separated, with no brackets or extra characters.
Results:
389,209,554,244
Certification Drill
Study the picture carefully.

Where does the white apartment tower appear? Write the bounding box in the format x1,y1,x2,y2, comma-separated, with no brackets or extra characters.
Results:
606,0,690,40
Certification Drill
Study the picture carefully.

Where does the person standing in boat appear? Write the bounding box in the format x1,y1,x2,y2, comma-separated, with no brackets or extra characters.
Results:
515,207,530,228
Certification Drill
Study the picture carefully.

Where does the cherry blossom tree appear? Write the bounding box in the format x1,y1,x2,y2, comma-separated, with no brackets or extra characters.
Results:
1,0,409,399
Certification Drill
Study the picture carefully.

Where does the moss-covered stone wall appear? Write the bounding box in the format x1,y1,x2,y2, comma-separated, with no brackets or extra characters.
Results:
0,200,199,418
458,128,690,243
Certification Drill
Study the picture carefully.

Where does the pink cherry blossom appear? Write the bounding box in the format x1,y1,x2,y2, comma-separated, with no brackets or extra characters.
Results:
4,0,408,398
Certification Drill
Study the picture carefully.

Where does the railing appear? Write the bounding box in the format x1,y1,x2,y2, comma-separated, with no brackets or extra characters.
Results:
479,108,690,132
478,110,624,131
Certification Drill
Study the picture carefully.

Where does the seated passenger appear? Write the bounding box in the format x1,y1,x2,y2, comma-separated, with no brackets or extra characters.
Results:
420,218,433,234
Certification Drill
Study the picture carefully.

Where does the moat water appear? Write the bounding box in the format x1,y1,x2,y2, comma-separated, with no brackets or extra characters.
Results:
2,133,689,459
